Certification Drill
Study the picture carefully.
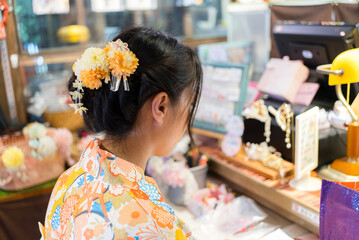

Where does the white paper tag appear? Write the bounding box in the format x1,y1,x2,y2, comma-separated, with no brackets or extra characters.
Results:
292,202,319,226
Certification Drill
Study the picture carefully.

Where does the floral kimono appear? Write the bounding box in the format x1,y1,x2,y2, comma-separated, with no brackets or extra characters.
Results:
39,139,192,240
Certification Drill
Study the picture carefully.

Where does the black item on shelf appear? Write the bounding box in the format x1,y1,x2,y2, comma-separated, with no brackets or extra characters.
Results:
273,21,359,69
273,21,359,107
242,117,346,169
0,106,8,134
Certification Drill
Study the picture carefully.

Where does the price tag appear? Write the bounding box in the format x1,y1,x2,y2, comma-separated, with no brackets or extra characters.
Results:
292,202,319,226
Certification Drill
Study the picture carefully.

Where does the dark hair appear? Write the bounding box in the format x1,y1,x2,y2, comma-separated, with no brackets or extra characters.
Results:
69,27,202,142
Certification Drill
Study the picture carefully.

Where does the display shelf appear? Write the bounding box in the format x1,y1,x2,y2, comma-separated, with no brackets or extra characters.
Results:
0,179,56,203
200,145,321,235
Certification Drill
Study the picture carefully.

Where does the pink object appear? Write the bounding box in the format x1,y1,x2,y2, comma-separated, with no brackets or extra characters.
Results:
244,82,261,108
292,82,320,106
258,58,309,103
54,128,73,156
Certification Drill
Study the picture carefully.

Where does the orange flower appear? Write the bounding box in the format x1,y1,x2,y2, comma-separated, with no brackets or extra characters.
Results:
105,40,139,79
107,51,139,79
130,187,149,200
117,200,148,226
84,228,94,240
151,206,175,230
60,194,80,223
80,69,108,90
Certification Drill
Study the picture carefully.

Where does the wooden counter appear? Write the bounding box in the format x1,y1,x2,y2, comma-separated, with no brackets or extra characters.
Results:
200,146,321,235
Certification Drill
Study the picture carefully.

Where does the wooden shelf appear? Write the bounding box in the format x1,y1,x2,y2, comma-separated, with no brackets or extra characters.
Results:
200,146,321,235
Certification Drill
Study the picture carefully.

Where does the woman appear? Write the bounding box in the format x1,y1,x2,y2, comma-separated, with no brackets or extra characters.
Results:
40,27,202,239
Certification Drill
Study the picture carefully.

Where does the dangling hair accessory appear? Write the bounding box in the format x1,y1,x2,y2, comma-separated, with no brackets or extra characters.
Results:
105,39,139,92
69,39,139,114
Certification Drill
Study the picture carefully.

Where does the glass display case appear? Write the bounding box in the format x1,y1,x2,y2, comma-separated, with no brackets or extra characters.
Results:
15,0,227,54
10,0,228,124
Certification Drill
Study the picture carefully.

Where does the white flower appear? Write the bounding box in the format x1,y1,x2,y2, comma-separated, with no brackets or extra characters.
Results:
38,136,58,158
73,47,109,79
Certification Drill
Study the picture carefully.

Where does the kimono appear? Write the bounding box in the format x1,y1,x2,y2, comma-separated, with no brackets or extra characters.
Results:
39,139,192,240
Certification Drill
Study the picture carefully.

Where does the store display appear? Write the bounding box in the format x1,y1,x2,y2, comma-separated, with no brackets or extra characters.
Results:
197,41,252,64
187,183,234,218
258,58,309,103
243,100,271,143
268,103,293,149
190,195,267,239
289,107,321,192
0,123,70,190
2,146,25,169
221,116,244,157
195,41,252,133
245,142,284,172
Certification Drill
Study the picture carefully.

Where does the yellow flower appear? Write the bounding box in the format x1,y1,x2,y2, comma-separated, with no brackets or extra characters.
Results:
1,146,25,169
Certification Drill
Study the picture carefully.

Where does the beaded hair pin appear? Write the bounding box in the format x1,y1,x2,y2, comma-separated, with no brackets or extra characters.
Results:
69,39,139,114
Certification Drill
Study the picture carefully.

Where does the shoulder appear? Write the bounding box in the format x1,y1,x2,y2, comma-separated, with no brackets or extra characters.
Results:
42,164,84,234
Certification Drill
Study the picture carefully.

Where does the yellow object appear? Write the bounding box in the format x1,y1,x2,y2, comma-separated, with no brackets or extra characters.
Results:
57,25,90,43
1,146,25,168
329,48,359,86
175,229,188,240
43,110,84,131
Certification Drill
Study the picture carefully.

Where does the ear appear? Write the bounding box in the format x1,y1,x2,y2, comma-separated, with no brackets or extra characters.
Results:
151,92,169,125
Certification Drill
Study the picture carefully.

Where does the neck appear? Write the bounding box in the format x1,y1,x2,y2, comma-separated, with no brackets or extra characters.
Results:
101,133,152,171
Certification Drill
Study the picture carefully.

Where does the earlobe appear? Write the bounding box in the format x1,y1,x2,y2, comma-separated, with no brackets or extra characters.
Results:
152,92,168,125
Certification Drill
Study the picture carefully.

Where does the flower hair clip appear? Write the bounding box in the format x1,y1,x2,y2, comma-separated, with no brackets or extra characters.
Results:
69,39,139,114
105,40,139,92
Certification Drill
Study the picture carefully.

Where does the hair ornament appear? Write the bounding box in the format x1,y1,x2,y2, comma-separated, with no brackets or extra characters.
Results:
69,39,139,114
105,39,139,92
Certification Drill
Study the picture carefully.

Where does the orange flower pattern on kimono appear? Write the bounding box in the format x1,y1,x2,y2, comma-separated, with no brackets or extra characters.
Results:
39,139,192,240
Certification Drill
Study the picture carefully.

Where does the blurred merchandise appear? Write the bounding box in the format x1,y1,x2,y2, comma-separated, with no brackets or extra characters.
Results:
0,122,72,190
146,136,209,205
32,0,70,15
195,41,252,133
221,116,244,157
57,25,90,43
43,110,84,131
258,58,309,103
328,100,351,130
90,0,124,12
187,183,235,217
190,195,268,239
